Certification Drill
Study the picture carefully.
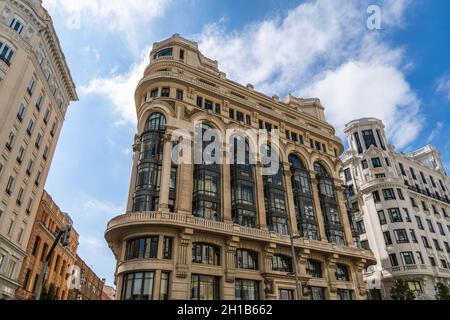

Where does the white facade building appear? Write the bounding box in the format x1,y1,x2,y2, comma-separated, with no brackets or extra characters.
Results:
342,118,450,300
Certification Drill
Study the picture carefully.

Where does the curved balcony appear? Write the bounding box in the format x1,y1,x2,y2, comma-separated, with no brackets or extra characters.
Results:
105,211,376,264
382,264,450,279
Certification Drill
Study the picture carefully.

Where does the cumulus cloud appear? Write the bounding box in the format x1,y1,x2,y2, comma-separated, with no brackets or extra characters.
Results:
43,0,171,53
437,75,450,101
195,0,421,148
80,47,151,125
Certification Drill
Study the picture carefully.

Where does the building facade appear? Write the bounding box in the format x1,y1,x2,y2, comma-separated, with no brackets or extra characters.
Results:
68,255,104,300
0,0,77,299
101,284,116,300
14,190,78,300
105,34,376,301
342,118,450,299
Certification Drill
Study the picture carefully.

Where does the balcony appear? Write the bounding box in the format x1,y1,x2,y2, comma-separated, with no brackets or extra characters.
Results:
407,185,450,205
105,211,376,264
383,264,450,278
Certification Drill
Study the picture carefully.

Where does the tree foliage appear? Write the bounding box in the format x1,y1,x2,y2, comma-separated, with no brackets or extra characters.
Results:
435,283,450,300
390,279,415,300
40,284,59,300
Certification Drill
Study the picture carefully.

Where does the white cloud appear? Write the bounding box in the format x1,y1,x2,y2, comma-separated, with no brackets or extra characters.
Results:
437,75,450,101
82,198,124,217
80,47,151,125
427,122,444,143
195,0,421,148
82,46,101,62
43,0,171,53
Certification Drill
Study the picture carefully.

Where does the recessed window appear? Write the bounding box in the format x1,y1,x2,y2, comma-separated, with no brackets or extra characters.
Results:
383,188,396,200
155,48,173,59
245,115,251,125
5,175,15,195
389,253,399,267
394,229,409,244
27,78,36,95
433,239,442,251
229,108,235,119
160,272,170,300
50,121,57,137
121,272,155,300
125,237,159,260
235,249,258,270
191,275,219,300
353,132,363,154
362,160,368,169
27,119,35,136
362,130,377,149
400,252,415,265
426,219,435,233
16,187,25,206
389,208,403,223
196,96,203,108
163,237,172,260
372,191,381,203
384,231,392,245
335,264,350,281
214,103,221,114
179,49,185,60
204,99,213,111
10,18,24,34
192,243,220,265
176,89,183,101
161,87,170,97
372,157,382,168
235,279,259,300
279,289,295,300
17,103,26,121
0,41,15,65
306,259,323,278
16,145,25,164
415,216,424,230
422,236,431,249
409,229,418,243
272,255,293,273
5,130,16,151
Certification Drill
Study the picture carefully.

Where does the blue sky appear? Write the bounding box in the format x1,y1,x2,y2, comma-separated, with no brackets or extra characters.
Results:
41,0,450,285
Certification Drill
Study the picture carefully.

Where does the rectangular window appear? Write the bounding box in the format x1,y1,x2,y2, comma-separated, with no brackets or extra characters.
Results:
27,119,35,136
383,189,396,200
384,231,393,245
389,254,399,267
389,208,403,223
150,88,158,98
415,216,424,230
163,237,172,260
43,108,50,124
204,99,213,111
27,78,36,95
161,87,170,97
6,130,16,151
410,167,417,180
411,197,418,208
236,111,244,123
245,114,251,125
429,257,436,267
356,221,366,234
279,289,294,300
427,219,435,233
397,189,405,200
235,279,260,300
378,210,387,225
372,191,381,203
215,103,221,114
433,239,442,251
420,172,427,184
372,157,382,168
399,163,406,176
176,89,183,101
437,223,445,236
36,95,43,110
160,272,170,300
35,133,42,149
16,187,24,206
229,108,235,119
179,49,185,60
26,197,34,215
191,275,220,300
353,132,363,154
17,103,26,121
422,236,431,249
385,157,391,166
344,169,352,182
415,252,424,265
363,130,377,149
5,175,15,195
50,121,57,137
10,18,24,34
196,96,203,108
410,229,417,243
394,229,409,244
362,160,368,170
401,252,415,265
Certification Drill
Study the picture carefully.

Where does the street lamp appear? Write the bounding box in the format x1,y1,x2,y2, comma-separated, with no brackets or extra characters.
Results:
287,217,303,300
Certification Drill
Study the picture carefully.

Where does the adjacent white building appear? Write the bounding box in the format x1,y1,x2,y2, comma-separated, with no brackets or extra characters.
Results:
342,118,450,300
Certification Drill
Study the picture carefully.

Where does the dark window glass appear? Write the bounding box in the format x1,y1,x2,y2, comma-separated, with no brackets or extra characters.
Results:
204,99,213,110
394,229,409,243
353,132,363,154
161,87,170,97
362,130,377,149
192,243,220,265
338,289,353,300
191,275,219,300
279,289,294,300
373,191,381,203
125,237,159,260
389,254,399,267
309,287,325,300
362,160,368,169
235,249,258,270
272,255,293,273
383,189,396,200
389,208,403,223
197,96,203,108
160,272,170,300
155,48,173,58
378,210,387,225
372,158,382,168
235,279,259,300
121,272,155,300
163,237,173,259
376,130,386,150
306,259,323,278
384,231,392,245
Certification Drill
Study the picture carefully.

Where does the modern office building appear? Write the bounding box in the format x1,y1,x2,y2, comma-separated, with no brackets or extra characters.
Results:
342,118,450,299
15,190,79,300
0,0,78,299
105,34,376,300
67,255,104,300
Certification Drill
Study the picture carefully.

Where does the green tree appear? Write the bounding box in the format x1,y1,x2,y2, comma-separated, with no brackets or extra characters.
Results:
435,283,450,300
390,279,415,300
40,284,59,300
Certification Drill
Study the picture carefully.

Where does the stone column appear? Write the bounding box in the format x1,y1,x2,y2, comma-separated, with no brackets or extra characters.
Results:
222,149,232,223
309,171,327,241
262,243,277,300
283,162,299,235
159,132,173,212
354,259,368,300
225,236,239,283
176,134,194,215
173,229,193,299
255,162,268,230
334,180,354,246
126,135,140,212
326,253,339,300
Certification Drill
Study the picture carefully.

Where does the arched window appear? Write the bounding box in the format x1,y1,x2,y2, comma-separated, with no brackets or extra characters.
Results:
314,162,345,245
231,136,257,228
193,124,221,221
289,155,319,240
263,146,289,235
133,112,176,212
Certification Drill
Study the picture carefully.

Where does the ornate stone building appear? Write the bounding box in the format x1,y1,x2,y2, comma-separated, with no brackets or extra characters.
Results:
105,34,375,300
15,190,79,300
0,0,77,299
67,255,104,301
342,118,450,299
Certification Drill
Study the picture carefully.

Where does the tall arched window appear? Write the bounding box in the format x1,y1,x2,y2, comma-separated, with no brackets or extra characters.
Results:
193,124,222,221
289,155,319,240
133,112,168,212
263,146,289,235
231,136,257,228
314,162,345,245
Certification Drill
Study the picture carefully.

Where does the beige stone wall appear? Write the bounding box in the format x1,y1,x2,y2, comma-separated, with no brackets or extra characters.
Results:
0,0,77,298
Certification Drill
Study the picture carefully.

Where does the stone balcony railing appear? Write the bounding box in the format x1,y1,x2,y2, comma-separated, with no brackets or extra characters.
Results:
383,264,450,278
105,211,376,263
